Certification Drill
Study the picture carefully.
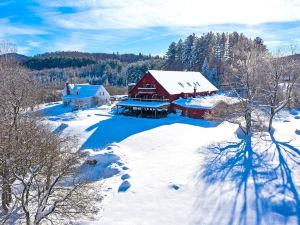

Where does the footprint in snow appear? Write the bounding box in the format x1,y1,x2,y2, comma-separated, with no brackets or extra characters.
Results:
169,183,180,190
122,166,129,170
296,130,300,135
121,174,130,180
117,161,124,166
118,181,131,192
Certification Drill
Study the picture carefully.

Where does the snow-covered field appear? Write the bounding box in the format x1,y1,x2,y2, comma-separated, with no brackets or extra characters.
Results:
39,102,300,225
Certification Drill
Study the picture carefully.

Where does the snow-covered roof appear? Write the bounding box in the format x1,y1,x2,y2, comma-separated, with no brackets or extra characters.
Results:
172,94,240,109
117,100,170,108
148,70,218,95
62,83,103,99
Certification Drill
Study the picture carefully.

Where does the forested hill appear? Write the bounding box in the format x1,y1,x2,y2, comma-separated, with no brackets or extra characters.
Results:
23,51,160,70
164,32,267,86
18,51,164,87
10,32,268,88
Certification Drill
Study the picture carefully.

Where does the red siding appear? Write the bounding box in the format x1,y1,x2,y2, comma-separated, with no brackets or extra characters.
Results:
171,103,212,119
129,71,217,102
128,71,217,119
129,72,171,100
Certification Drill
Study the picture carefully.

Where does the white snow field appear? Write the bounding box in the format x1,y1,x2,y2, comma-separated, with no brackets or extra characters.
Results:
39,102,300,225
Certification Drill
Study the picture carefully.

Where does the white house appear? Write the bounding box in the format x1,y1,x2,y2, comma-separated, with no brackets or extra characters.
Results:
62,83,110,108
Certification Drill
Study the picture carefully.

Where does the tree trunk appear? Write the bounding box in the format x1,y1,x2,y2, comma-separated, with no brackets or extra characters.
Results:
268,115,274,132
245,110,251,135
1,165,12,212
26,211,31,225
268,108,275,132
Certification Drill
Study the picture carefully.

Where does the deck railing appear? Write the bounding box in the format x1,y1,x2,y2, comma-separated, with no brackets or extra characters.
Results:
128,98,169,102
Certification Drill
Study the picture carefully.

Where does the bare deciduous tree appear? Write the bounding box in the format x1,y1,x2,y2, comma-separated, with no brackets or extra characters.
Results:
0,41,101,224
261,52,300,131
7,119,100,225
0,42,38,212
223,46,266,134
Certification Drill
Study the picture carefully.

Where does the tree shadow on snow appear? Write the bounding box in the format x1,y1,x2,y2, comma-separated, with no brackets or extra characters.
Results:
268,132,300,222
80,115,216,150
197,131,300,225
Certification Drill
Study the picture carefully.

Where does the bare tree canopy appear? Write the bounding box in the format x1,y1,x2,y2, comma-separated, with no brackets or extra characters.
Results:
0,41,101,225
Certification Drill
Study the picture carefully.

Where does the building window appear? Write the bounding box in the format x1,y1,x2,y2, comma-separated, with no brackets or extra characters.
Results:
178,82,184,87
186,82,192,86
196,82,200,86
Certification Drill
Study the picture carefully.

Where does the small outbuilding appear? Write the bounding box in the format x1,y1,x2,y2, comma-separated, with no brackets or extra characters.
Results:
172,94,241,119
62,83,110,108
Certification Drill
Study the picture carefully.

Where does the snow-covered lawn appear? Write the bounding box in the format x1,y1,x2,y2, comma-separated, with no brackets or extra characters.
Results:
39,102,300,225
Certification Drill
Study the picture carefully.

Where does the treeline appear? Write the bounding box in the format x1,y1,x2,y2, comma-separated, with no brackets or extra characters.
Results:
31,58,164,88
164,32,267,86
18,32,267,88
21,51,164,87
24,57,96,70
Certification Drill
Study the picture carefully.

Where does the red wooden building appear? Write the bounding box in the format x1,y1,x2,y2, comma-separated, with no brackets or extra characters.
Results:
128,70,218,101
117,70,220,119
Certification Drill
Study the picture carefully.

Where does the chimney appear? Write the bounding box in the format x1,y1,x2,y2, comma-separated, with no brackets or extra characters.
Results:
65,82,70,95
193,86,197,98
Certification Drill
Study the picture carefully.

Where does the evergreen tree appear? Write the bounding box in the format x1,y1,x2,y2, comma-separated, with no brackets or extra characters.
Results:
182,33,196,70
165,42,177,70
175,39,184,70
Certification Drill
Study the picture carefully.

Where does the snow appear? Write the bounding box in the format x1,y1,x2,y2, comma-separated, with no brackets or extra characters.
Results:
39,102,300,225
173,93,240,109
116,99,170,108
148,70,218,95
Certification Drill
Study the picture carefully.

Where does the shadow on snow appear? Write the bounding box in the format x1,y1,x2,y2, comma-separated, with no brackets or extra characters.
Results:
80,115,216,150
198,131,300,225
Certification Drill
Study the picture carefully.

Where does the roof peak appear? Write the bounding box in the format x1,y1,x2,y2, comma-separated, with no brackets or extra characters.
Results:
149,70,200,73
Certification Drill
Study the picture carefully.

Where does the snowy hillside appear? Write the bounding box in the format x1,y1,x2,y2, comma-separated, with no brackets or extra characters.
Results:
39,102,300,225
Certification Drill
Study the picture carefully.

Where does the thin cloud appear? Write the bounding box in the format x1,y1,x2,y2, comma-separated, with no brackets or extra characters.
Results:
36,0,300,30
0,18,47,36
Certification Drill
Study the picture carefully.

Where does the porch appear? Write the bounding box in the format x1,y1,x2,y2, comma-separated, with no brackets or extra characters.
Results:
116,99,170,119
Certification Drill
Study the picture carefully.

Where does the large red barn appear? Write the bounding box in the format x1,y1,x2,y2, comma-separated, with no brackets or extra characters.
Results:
117,70,219,119
128,70,218,101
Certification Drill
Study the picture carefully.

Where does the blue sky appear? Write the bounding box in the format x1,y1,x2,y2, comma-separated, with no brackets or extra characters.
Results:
1,0,300,56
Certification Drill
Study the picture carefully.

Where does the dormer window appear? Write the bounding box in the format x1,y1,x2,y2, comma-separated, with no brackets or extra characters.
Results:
178,82,184,87
196,82,200,86
186,82,192,86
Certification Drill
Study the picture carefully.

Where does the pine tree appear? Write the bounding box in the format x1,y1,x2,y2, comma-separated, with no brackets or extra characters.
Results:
175,39,184,70
182,34,196,70
165,42,177,70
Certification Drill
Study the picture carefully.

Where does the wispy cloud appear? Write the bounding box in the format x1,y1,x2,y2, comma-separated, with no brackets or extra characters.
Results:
36,0,300,30
0,18,46,36
2,0,300,55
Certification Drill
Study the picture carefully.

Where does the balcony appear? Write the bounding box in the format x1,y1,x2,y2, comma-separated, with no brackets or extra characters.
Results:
129,98,169,102
138,84,156,94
